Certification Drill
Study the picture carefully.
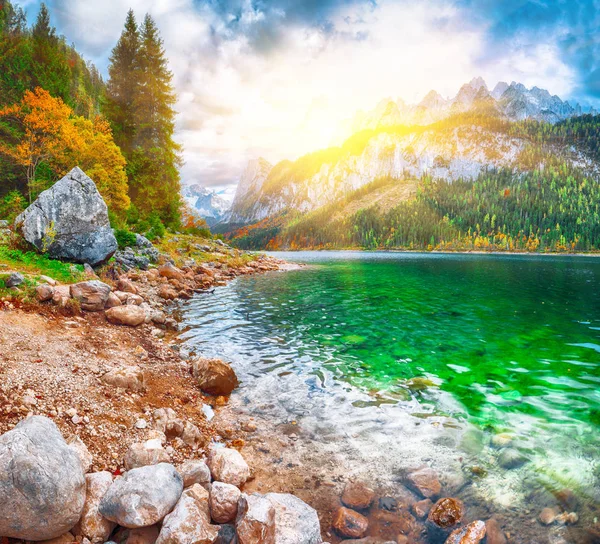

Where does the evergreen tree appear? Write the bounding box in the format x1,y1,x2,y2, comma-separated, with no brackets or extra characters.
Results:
105,9,140,155
106,11,182,228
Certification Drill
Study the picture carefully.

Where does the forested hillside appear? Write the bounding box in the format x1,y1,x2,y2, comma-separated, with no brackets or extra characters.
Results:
228,114,600,252
0,1,194,239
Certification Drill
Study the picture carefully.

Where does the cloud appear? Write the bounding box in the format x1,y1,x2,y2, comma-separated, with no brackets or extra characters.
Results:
23,0,600,190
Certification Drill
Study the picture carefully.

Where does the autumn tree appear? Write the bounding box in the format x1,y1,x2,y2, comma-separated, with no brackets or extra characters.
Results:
0,87,73,201
0,87,129,214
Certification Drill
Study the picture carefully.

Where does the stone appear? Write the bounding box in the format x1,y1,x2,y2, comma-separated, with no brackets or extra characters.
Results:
126,294,144,305
412,498,433,519
445,521,486,544
555,512,578,525
113,525,160,544
105,305,147,327
484,519,507,544
332,506,368,538
178,459,212,488
76,471,116,543
159,285,178,300
124,438,170,470
52,284,71,306
105,292,122,308
498,448,528,469
14,167,118,266
67,435,93,473
192,357,239,396
405,467,441,499
181,421,205,449
341,481,376,510
5,272,24,287
158,262,185,280
210,482,241,523
236,493,276,544
0,416,86,539
490,433,513,448
102,366,145,391
427,498,464,539
215,524,237,544
70,281,112,311
156,484,218,544
154,407,185,439
38,532,76,544
114,290,131,303
99,463,183,528
539,507,558,525
265,492,322,544
36,283,55,301
117,278,138,294
208,447,250,487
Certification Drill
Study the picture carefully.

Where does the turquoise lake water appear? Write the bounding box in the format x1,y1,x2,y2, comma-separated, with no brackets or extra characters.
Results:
181,251,600,535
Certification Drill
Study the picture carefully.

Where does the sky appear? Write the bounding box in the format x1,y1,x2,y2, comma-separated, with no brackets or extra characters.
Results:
19,0,600,197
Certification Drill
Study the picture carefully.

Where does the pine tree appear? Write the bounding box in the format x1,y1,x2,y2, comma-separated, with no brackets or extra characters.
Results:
105,9,140,155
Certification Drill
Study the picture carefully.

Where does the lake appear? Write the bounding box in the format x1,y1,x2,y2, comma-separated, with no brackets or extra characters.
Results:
180,251,600,540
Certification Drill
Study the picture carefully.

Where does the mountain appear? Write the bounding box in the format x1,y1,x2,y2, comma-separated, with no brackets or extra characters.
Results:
220,78,600,252
182,185,230,226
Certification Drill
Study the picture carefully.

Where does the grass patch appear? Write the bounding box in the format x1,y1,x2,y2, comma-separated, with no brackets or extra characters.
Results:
0,246,85,283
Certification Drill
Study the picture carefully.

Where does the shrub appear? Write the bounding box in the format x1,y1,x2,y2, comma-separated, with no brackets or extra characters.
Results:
0,190,26,222
114,228,137,250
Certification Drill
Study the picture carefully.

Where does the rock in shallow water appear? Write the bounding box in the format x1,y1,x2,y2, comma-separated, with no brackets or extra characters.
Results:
99,463,183,528
445,520,486,544
0,416,86,540
332,506,368,538
405,466,441,499
192,357,239,396
341,481,376,510
14,167,117,266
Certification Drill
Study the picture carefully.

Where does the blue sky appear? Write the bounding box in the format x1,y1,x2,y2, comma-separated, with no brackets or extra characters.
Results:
17,0,600,191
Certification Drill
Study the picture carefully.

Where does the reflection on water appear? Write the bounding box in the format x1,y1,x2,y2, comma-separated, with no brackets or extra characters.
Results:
180,251,600,541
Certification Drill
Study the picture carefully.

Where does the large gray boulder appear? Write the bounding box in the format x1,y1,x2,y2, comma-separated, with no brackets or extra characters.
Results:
14,167,117,266
265,493,322,544
0,416,86,540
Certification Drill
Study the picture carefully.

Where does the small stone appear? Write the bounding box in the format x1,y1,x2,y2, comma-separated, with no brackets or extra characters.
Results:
36,284,55,302
38,532,76,544
427,497,464,539
178,459,211,489
210,481,241,523
135,419,148,429
5,272,24,288
105,305,146,327
332,506,368,538
76,471,117,543
102,365,145,391
445,520,486,544
208,447,250,487
236,493,276,544
405,467,441,499
99,463,183,528
555,511,578,526
126,294,144,305
341,481,376,510
498,448,528,469
70,281,112,311
67,435,93,473
117,278,138,294
539,507,557,525
156,484,218,544
124,438,170,470
105,292,122,309
191,357,239,396
490,433,514,448
484,518,507,544
412,498,433,519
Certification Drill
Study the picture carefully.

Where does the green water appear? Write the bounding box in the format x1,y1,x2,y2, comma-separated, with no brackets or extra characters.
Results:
182,251,600,505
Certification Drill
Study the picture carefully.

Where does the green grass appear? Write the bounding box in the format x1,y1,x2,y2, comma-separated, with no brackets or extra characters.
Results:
0,246,85,283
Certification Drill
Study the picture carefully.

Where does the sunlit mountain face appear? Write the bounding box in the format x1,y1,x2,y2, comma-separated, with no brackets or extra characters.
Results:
34,0,599,194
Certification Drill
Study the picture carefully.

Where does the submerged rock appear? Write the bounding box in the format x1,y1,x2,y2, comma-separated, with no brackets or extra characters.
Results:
99,463,183,528
498,448,528,469
0,416,86,539
427,497,464,540
332,506,368,538
14,167,117,266
405,466,442,499
445,520,486,544
341,481,376,510
484,518,507,544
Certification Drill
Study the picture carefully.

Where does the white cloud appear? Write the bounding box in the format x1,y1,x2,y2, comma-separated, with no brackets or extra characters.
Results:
45,0,579,192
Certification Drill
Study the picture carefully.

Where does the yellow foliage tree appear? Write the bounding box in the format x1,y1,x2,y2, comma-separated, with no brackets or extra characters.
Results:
0,87,130,215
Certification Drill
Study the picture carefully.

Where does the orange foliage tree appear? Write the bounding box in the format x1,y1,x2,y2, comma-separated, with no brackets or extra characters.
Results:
0,87,130,215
